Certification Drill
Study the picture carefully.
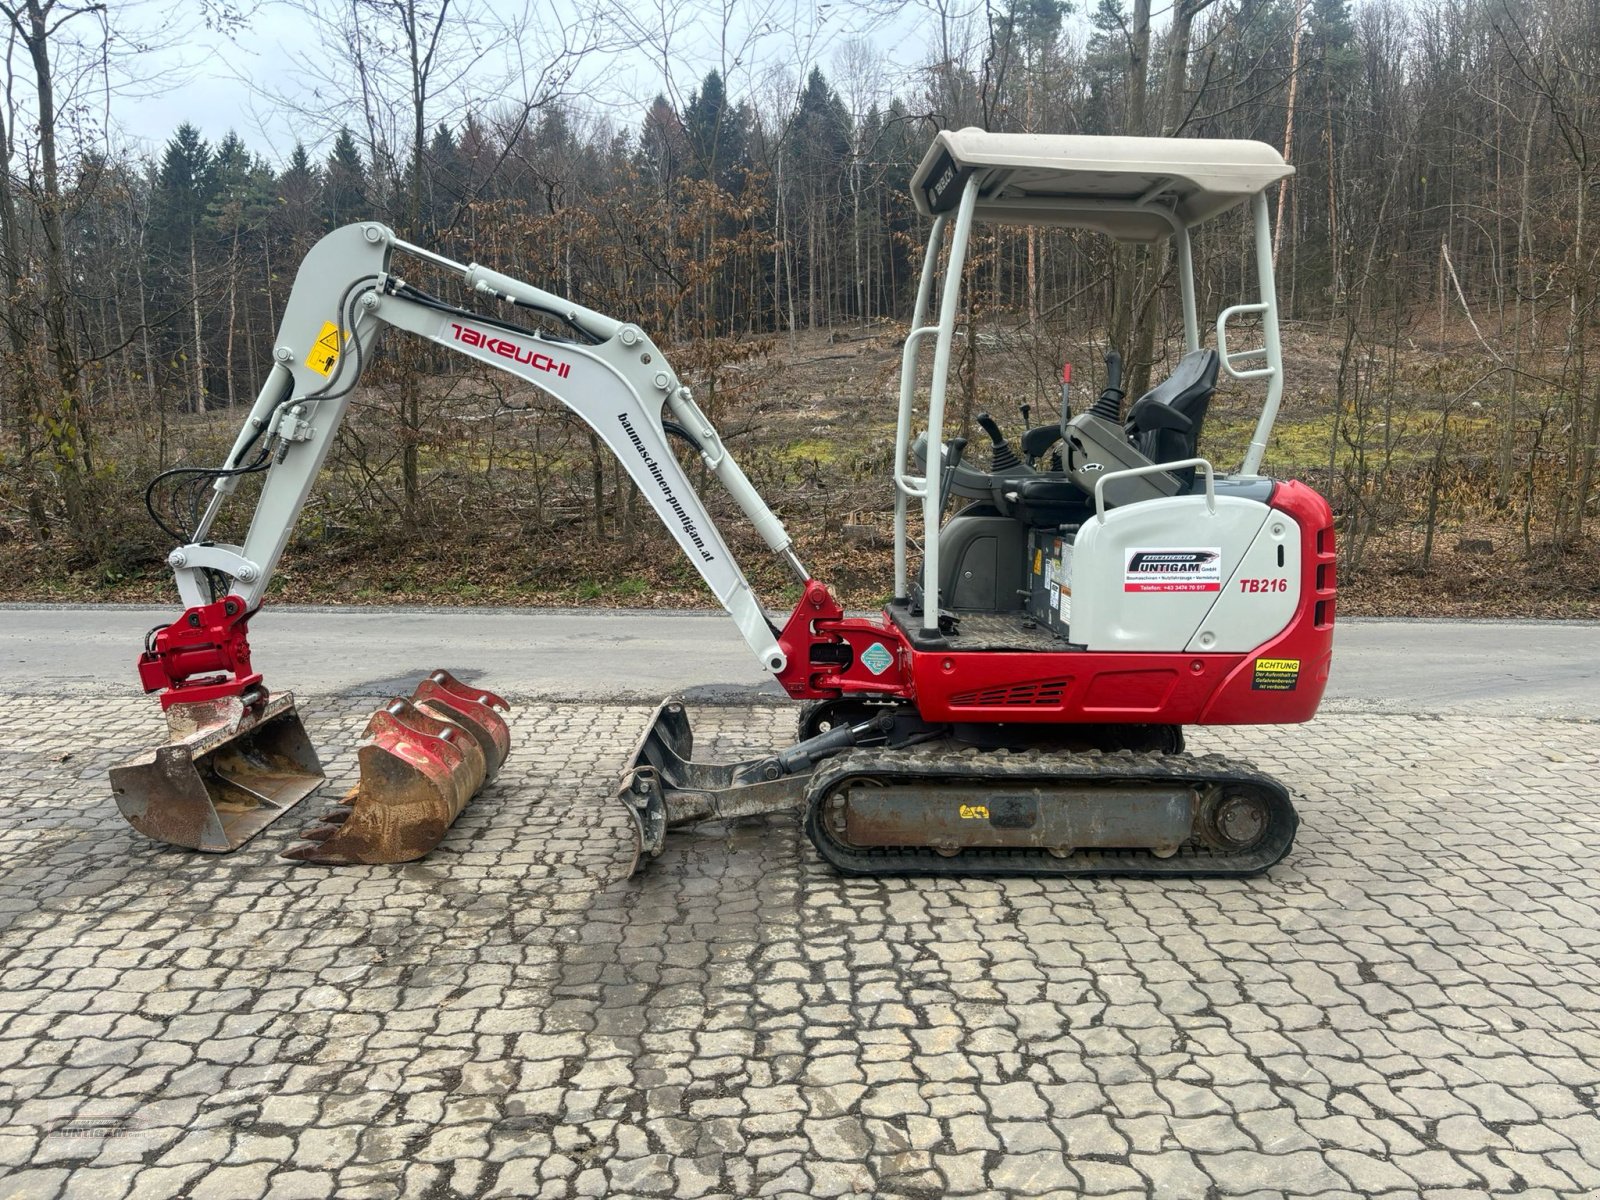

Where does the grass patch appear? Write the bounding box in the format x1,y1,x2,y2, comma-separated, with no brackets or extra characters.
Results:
775,437,842,464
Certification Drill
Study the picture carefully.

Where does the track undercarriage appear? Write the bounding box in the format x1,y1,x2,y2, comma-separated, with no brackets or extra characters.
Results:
616,699,1297,879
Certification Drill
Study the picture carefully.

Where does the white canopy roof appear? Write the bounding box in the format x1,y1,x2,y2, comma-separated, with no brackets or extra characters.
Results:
910,128,1292,241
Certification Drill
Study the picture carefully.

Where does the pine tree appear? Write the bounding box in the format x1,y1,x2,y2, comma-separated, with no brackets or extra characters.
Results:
205,132,267,407
154,124,216,412
274,142,321,250
325,127,368,227
683,70,749,189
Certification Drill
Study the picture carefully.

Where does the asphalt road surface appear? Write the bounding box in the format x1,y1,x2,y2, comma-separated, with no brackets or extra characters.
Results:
1,604,1596,716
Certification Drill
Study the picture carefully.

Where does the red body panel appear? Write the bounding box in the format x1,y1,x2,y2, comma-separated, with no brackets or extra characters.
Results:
775,481,1336,727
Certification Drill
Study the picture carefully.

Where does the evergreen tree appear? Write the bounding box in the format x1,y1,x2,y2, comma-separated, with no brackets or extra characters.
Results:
154,124,215,237
274,142,322,248
153,124,217,411
638,94,687,190
325,127,368,226
683,70,749,188
1084,0,1128,134
425,122,463,232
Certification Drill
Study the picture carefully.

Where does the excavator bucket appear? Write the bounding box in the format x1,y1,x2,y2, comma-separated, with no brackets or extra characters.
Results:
282,674,510,865
410,670,512,779
110,692,325,853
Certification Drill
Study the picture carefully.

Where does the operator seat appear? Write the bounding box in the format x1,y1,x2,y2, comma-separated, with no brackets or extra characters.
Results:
1124,348,1219,487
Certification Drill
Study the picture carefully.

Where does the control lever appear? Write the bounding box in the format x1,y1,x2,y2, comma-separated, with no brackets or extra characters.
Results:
1091,350,1125,422
1059,363,1072,432
974,412,1021,472
1020,424,1063,465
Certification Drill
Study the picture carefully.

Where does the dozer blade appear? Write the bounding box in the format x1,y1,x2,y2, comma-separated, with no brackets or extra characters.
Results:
615,699,817,874
110,692,324,853
283,675,510,865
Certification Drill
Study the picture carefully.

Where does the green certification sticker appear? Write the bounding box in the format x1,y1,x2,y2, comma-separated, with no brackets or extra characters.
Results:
860,643,894,675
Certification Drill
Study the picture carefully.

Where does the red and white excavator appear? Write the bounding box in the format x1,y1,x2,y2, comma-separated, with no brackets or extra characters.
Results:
112,129,1335,874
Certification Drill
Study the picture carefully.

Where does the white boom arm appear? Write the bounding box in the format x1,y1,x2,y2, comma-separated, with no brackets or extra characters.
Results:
170,222,804,674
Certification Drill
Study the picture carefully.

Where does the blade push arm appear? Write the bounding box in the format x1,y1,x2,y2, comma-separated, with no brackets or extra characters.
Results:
143,222,806,704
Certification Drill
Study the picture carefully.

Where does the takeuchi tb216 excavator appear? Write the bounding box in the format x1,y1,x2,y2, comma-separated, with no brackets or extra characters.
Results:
113,129,1336,876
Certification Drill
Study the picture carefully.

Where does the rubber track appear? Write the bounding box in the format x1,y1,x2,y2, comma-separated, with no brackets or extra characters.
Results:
803,744,1297,879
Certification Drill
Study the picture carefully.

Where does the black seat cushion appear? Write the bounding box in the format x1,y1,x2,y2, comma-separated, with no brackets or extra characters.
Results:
1125,349,1219,484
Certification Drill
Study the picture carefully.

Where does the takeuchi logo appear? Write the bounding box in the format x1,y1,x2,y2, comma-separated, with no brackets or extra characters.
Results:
448,322,571,378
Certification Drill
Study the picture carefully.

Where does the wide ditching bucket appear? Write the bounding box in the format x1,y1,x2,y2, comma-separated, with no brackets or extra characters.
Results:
283,671,510,865
110,692,325,854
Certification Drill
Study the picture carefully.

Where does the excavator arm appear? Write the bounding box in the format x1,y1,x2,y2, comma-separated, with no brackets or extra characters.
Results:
141,222,806,707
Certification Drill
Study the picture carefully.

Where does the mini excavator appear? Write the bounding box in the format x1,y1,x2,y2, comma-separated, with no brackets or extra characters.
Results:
112,129,1335,875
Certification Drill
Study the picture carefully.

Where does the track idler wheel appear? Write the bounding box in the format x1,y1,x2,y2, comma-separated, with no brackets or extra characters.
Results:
283,673,511,865
1195,786,1271,853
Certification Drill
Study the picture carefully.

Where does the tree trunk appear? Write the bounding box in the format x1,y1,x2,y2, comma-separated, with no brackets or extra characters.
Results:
0,74,50,540
189,235,207,413
1273,0,1304,267
15,0,96,544
225,228,239,407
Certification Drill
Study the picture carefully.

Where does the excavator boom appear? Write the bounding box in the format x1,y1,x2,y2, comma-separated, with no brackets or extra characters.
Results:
117,222,819,857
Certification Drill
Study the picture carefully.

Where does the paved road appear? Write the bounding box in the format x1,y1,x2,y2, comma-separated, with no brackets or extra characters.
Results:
2,608,1599,1199
3,605,1598,716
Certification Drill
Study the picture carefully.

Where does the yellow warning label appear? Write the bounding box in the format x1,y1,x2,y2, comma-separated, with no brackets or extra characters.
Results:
305,321,345,377
1032,550,1042,574
1252,657,1301,691
958,804,989,820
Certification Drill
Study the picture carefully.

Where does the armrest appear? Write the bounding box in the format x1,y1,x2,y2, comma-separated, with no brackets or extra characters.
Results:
1127,397,1194,435
1020,425,1063,458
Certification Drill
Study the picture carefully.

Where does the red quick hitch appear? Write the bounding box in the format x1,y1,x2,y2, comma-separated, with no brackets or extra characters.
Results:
136,596,263,710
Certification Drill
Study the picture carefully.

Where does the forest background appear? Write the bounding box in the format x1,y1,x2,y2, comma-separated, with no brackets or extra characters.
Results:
2,0,1597,617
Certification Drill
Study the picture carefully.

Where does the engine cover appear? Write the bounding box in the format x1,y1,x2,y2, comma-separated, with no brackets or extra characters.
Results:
1068,493,1300,653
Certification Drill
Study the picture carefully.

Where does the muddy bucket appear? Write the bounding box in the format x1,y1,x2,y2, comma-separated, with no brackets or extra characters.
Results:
110,692,324,853
283,675,511,865
411,670,511,779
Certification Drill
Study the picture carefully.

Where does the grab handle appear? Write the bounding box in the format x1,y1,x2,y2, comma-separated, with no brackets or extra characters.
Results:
1094,458,1215,524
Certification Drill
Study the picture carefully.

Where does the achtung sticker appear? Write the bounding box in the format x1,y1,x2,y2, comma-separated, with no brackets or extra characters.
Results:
1252,657,1301,691
1124,547,1222,593
1032,549,1043,574
305,321,345,377
959,805,990,820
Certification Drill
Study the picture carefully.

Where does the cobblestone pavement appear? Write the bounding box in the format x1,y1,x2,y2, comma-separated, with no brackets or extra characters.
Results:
1,694,1598,1200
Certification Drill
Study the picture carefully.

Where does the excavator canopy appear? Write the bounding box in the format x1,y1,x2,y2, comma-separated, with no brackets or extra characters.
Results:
910,128,1292,239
